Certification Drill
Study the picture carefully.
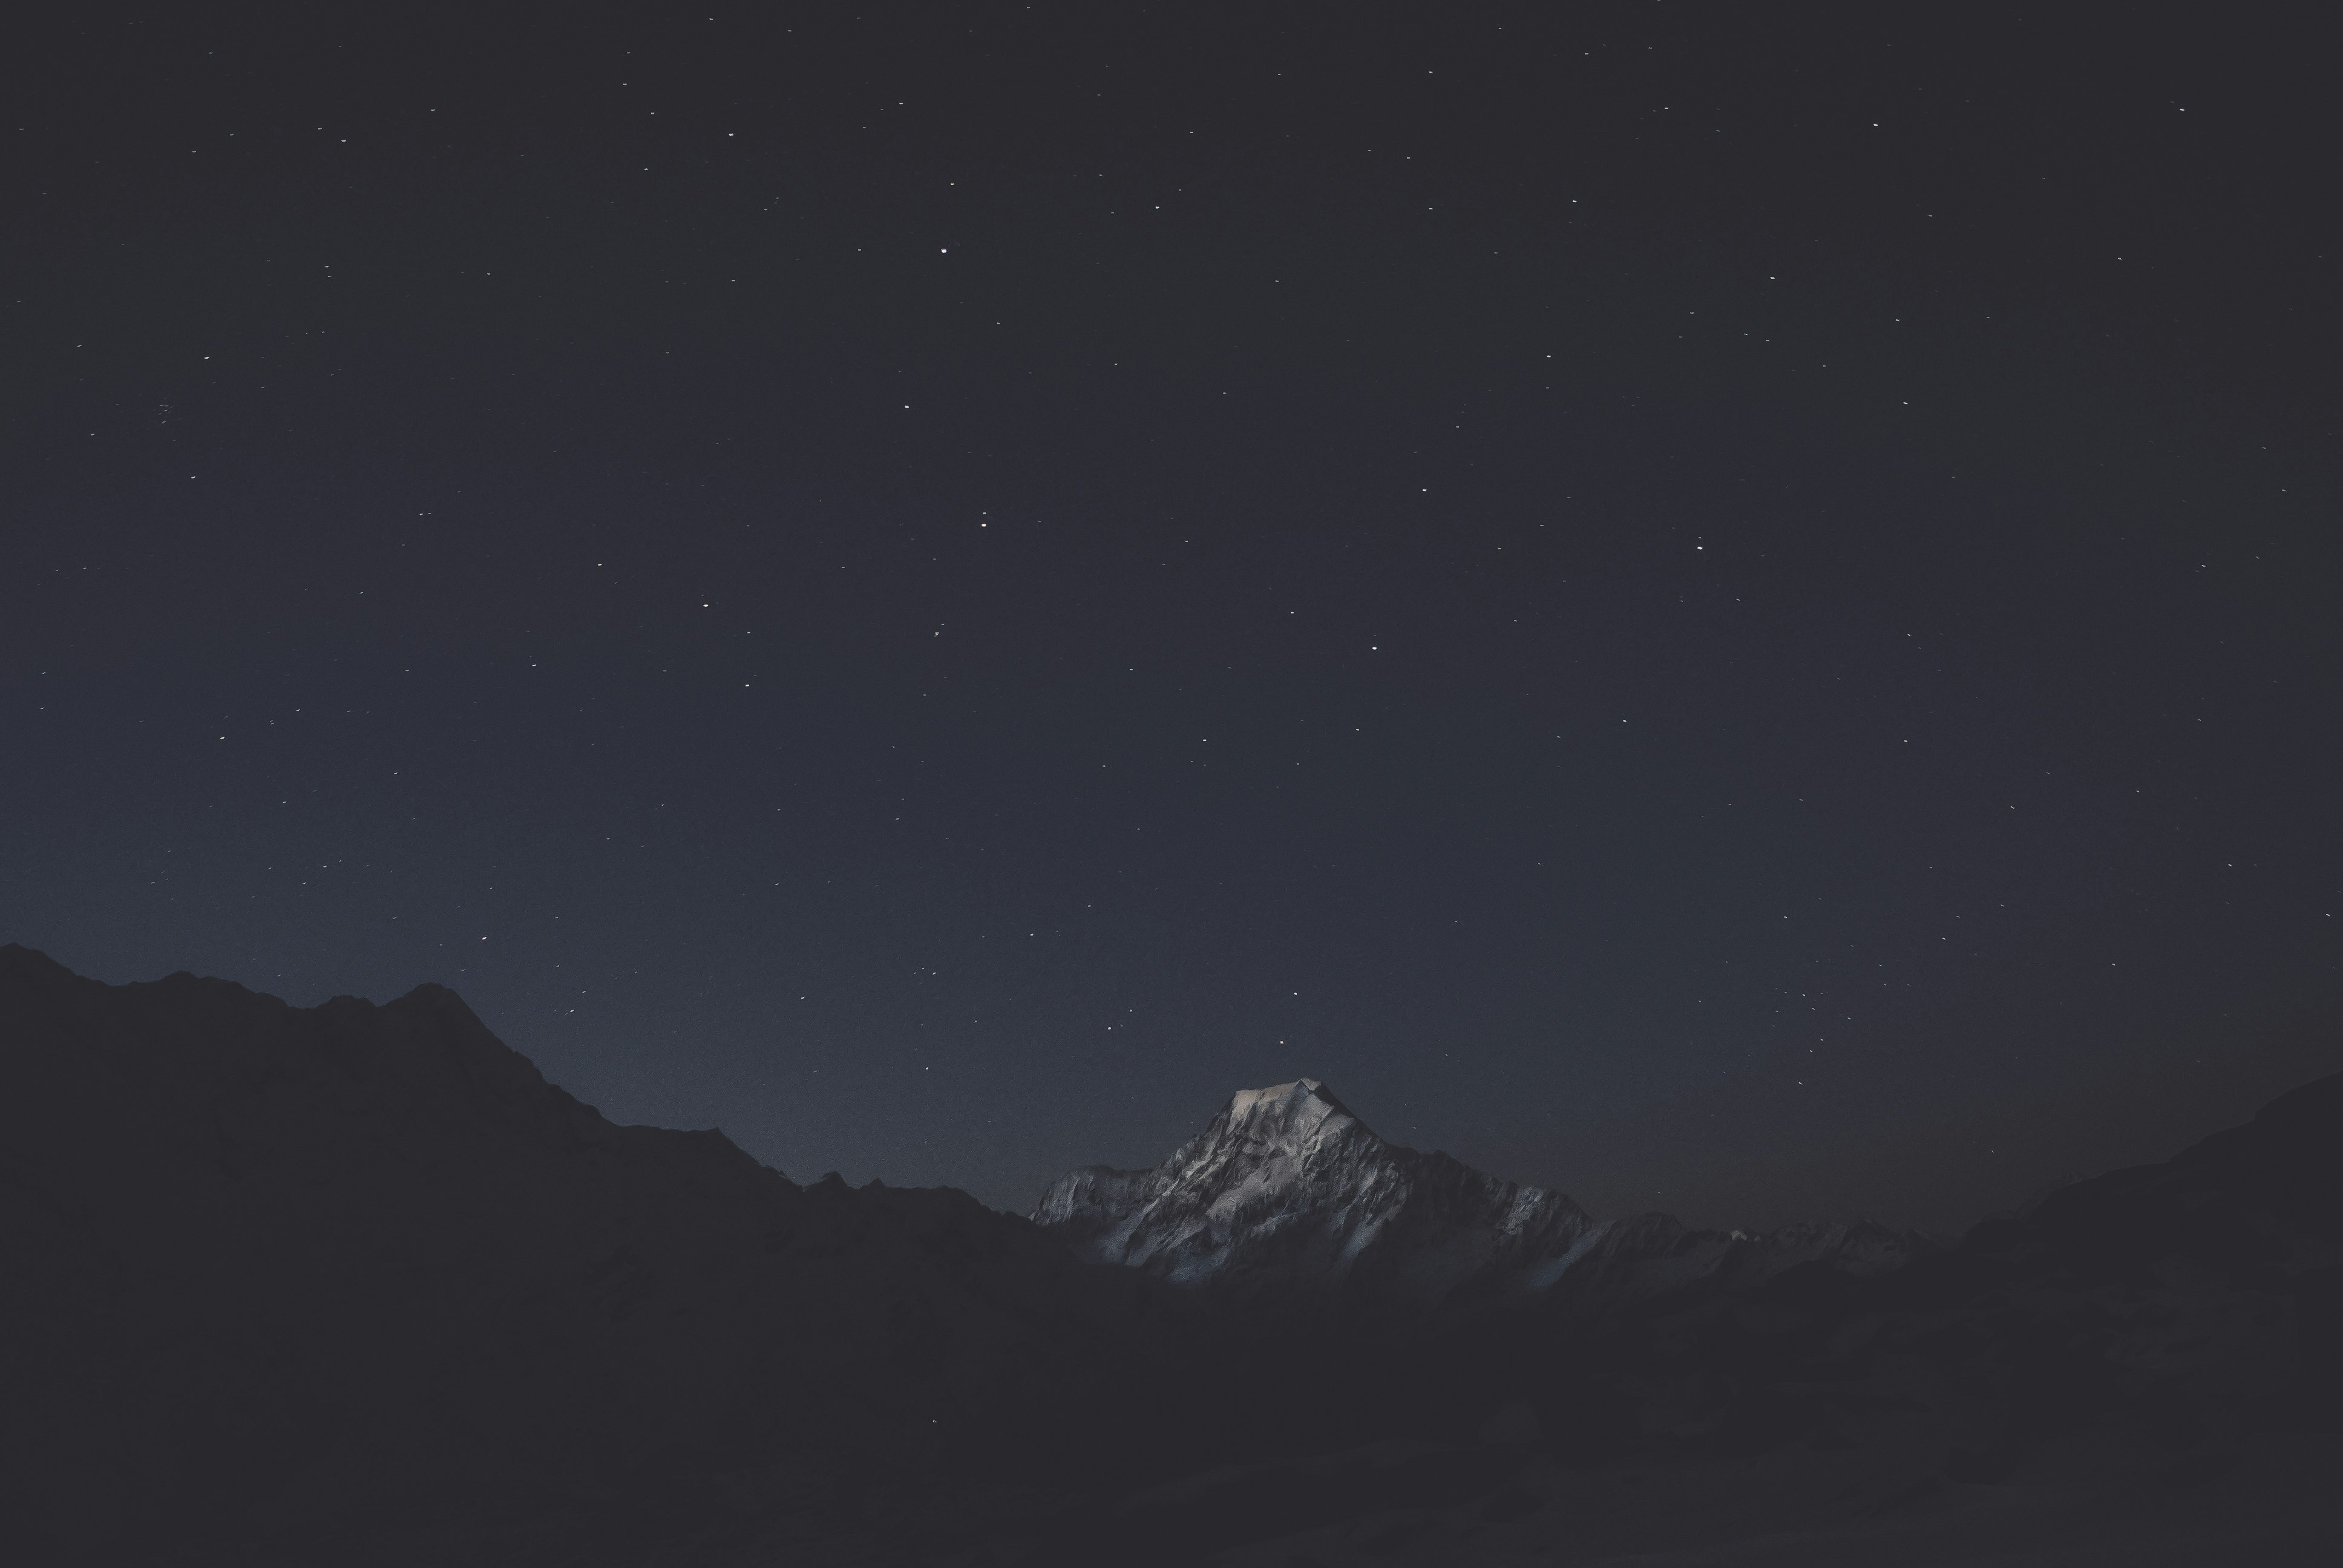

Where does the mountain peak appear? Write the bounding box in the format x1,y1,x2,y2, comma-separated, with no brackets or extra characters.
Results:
1033,1078,1591,1304
1033,1080,1954,1316
1221,1077,1362,1138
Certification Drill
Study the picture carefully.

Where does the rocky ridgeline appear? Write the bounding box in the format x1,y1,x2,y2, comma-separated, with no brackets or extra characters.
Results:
1033,1077,1935,1316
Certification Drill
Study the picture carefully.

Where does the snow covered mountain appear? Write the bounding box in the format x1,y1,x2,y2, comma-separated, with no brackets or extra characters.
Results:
1033,1079,1597,1307
1032,1077,1932,1315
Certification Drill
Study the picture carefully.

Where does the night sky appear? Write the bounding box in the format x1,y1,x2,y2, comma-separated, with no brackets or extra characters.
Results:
7,3,2339,1231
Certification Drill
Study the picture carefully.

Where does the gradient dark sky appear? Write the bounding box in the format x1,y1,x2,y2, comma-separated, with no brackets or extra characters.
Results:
6,2,2339,1230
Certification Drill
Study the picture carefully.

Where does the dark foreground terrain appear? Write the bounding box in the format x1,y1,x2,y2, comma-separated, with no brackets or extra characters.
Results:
4,944,2338,1564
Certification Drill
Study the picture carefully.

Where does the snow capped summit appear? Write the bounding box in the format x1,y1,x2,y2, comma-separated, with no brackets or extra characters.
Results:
1032,1079,1598,1307
1222,1076,1353,1130
1033,1080,1938,1316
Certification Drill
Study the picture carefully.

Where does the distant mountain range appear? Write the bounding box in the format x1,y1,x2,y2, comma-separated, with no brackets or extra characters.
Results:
5,944,2337,1565
1032,1076,1933,1318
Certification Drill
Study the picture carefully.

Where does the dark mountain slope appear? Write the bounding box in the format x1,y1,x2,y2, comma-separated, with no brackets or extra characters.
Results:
0,945,1181,1562
1560,1063,2343,1491
1919,1067,2343,1305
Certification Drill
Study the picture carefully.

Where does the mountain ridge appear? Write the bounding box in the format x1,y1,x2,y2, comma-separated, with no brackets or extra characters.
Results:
1031,1075,1935,1317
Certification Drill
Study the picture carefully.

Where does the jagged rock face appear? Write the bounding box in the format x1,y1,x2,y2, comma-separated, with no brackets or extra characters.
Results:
1034,1079,1598,1308
1033,1079,1934,1315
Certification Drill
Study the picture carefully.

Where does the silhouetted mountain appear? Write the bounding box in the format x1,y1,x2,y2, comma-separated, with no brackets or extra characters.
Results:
0,945,1190,1563
1842,1064,2343,1467
1032,1077,1932,1319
